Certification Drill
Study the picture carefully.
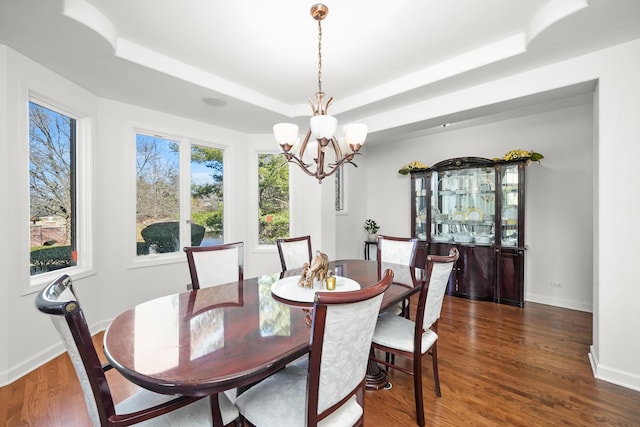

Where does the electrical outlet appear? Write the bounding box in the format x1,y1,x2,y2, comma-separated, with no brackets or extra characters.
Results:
551,281,563,288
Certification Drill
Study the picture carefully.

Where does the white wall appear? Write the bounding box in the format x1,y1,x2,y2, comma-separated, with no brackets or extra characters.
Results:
335,162,370,260
364,101,594,311
0,45,9,382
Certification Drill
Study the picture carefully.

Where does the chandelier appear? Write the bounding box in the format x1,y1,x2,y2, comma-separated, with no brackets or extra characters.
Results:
273,3,368,183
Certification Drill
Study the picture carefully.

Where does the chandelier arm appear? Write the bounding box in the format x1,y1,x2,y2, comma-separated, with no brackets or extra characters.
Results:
328,152,361,169
297,128,312,159
281,153,315,174
328,137,342,161
316,137,327,178
323,96,333,115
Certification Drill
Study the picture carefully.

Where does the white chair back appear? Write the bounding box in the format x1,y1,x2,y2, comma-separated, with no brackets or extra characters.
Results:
36,275,111,426
317,293,384,413
281,240,311,270
422,256,456,330
184,242,243,289
276,236,312,271
378,236,418,287
379,238,416,265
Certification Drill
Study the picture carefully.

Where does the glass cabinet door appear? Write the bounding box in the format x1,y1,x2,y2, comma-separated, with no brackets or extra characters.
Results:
499,164,520,247
431,167,495,245
413,173,428,240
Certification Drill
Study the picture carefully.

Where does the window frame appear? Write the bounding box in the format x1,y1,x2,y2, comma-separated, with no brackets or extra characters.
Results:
335,165,349,214
23,93,94,294
129,128,229,268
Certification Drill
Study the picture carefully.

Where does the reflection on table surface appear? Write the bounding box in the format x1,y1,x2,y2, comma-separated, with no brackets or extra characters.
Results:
103,260,422,396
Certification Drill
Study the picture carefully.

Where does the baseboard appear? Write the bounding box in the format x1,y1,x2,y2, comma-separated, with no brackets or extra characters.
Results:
525,292,592,312
589,345,640,392
0,318,111,387
0,342,65,387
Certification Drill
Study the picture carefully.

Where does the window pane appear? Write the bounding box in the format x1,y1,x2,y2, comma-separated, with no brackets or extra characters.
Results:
29,102,77,276
190,144,224,246
136,134,180,255
335,166,344,211
258,154,289,245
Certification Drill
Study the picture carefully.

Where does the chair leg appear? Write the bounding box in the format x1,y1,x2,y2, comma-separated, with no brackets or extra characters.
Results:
209,394,224,427
432,342,441,397
403,298,410,319
413,353,425,426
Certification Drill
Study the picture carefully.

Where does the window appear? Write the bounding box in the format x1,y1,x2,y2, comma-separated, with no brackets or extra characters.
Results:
257,153,289,245
335,166,345,212
135,133,224,256
29,102,77,276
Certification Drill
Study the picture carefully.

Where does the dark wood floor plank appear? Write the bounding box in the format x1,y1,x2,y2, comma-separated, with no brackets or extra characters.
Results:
2,296,640,426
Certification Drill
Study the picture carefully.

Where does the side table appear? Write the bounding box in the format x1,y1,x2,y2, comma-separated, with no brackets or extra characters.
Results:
364,241,378,260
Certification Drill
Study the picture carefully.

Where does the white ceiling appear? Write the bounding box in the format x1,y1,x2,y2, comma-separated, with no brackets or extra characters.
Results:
1,0,639,140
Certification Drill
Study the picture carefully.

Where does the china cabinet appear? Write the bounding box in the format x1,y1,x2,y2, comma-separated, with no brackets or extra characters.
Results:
410,157,527,307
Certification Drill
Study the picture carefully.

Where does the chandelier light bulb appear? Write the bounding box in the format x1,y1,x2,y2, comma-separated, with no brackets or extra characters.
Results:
310,115,337,140
273,123,299,149
343,123,368,146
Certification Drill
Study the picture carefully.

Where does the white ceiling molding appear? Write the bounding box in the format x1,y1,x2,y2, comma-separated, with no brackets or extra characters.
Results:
526,0,590,44
63,0,117,51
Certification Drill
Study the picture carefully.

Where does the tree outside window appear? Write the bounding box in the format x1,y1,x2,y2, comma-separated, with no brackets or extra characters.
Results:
258,154,289,244
29,102,77,276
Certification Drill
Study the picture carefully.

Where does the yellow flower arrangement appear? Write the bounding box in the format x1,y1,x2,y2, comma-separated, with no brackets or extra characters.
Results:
500,149,544,162
398,160,428,175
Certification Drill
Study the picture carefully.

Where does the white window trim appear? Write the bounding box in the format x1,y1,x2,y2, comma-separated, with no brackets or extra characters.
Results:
23,91,95,294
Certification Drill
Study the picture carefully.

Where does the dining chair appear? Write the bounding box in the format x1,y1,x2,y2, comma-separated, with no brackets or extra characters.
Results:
35,274,239,427
235,269,394,427
377,235,419,318
370,247,459,426
184,241,244,290
276,235,312,271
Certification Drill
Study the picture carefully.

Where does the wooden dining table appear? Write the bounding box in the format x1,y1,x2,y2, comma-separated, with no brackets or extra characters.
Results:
103,259,422,399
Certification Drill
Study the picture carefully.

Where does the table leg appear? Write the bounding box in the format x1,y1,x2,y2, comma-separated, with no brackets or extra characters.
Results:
365,348,390,390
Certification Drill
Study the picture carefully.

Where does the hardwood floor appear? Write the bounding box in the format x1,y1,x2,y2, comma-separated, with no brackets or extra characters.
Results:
2,297,640,426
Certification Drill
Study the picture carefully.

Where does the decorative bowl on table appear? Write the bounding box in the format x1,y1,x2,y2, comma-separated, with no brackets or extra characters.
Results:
271,275,361,304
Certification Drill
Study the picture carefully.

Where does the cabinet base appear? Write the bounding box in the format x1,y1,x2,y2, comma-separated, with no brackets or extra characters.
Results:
449,292,524,308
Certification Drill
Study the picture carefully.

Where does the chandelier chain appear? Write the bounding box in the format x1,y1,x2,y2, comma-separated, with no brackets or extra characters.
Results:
317,18,323,95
